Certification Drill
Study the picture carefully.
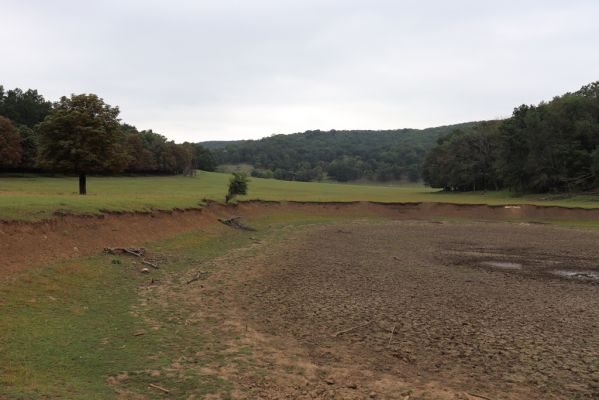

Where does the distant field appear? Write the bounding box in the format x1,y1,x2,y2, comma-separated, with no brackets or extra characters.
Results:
1,171,598,221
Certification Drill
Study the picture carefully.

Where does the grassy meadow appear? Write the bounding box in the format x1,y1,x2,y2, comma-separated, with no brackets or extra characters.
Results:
1,171,599,221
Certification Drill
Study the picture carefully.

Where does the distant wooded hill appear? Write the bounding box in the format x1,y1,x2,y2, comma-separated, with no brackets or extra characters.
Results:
205,122,480,182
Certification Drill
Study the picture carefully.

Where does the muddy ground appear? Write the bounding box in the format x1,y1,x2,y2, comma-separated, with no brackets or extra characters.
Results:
185,219,599,400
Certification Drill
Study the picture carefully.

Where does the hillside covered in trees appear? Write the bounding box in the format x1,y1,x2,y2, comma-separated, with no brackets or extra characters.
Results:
423,82,599,193
3,81,599,194
0,86,215,176
209,123,477,182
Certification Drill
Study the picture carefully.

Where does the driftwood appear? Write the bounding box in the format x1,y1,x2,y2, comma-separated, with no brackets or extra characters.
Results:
187,271,210,284
105,247,145,257
104,247,160,269
331,321,372,338
218,217,256,231
142,260,159,269
148,383,170,393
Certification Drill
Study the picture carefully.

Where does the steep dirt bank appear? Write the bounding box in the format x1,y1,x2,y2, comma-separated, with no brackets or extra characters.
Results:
1,201,598,277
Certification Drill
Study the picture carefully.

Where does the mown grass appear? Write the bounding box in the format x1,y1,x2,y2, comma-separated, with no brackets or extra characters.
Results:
1,171,598,221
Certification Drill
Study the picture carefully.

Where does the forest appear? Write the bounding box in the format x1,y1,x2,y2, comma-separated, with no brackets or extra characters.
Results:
422,82,599,193
2,82,599,194
209,123,477,182
0,86,215,176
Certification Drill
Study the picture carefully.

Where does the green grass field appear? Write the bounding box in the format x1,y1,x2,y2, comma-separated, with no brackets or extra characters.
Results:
1,171,598,221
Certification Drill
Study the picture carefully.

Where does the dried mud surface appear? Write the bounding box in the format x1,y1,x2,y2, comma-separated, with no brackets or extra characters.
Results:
230,221,599,399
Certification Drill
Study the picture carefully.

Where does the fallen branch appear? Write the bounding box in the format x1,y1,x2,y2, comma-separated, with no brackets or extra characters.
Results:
388,325,396,345
105,247,160,269
332,321,372,338
142,260,159,269
187,271,210,284
218,217,256,231
104,247,145,257
148,383,170,393
124,248,143,257
467,393,493,400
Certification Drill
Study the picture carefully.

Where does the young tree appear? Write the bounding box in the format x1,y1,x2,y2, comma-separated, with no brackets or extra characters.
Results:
37,94,128,195
0,116,22,167
225,173,249,203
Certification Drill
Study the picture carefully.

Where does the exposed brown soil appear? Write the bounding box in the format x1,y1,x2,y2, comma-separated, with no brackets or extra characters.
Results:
202,220,599,399
2,200,599,277
3,202,599,399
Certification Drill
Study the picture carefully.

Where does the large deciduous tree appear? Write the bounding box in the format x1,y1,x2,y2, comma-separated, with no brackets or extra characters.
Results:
0,116,22,167
37,94,128,195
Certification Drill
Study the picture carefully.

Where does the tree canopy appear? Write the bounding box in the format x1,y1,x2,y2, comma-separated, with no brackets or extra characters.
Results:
423,82,599,193
0,116,22,167
0,85,216,176
0,86,52,128
210,123,477,183
37,94,128,194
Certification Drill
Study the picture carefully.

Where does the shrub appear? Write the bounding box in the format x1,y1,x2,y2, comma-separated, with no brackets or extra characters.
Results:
225,173,249,203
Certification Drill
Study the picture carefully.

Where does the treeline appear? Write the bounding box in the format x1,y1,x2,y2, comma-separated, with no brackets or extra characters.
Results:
0,85,215,174
211,123,476,182
423,82,599,193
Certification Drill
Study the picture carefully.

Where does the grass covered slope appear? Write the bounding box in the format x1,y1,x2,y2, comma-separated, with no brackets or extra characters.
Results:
1,171,598,221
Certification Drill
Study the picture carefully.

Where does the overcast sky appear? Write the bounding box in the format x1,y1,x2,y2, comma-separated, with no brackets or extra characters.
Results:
2,0,598,142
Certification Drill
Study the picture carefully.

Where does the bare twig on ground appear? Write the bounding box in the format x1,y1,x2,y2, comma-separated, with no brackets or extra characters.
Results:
124,248,143,257
332,321,372,338
218,217,257,231
104,247,160,269
104,247,145,257
467,393,493,400
142,260,159,269
388,325,396,345
148,383,170,393
187,271,209,284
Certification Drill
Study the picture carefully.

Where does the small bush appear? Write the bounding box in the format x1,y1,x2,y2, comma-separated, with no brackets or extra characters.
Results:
226,173,249,203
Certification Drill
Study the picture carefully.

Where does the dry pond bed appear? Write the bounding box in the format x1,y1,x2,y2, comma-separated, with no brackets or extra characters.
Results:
188,219,599,399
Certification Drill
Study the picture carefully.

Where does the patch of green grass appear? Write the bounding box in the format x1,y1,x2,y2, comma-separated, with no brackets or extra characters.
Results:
1,172,598,221
0,226,259,399
0,256,153,399
0,212,351,399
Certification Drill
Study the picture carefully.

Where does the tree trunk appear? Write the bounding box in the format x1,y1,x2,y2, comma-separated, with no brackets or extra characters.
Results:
79,173,87,195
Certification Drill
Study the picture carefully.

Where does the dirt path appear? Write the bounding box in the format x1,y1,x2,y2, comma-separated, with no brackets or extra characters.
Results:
176,219,599,399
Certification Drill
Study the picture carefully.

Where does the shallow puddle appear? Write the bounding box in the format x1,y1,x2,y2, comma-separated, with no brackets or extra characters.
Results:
551,270,599,281
481,261,523,270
